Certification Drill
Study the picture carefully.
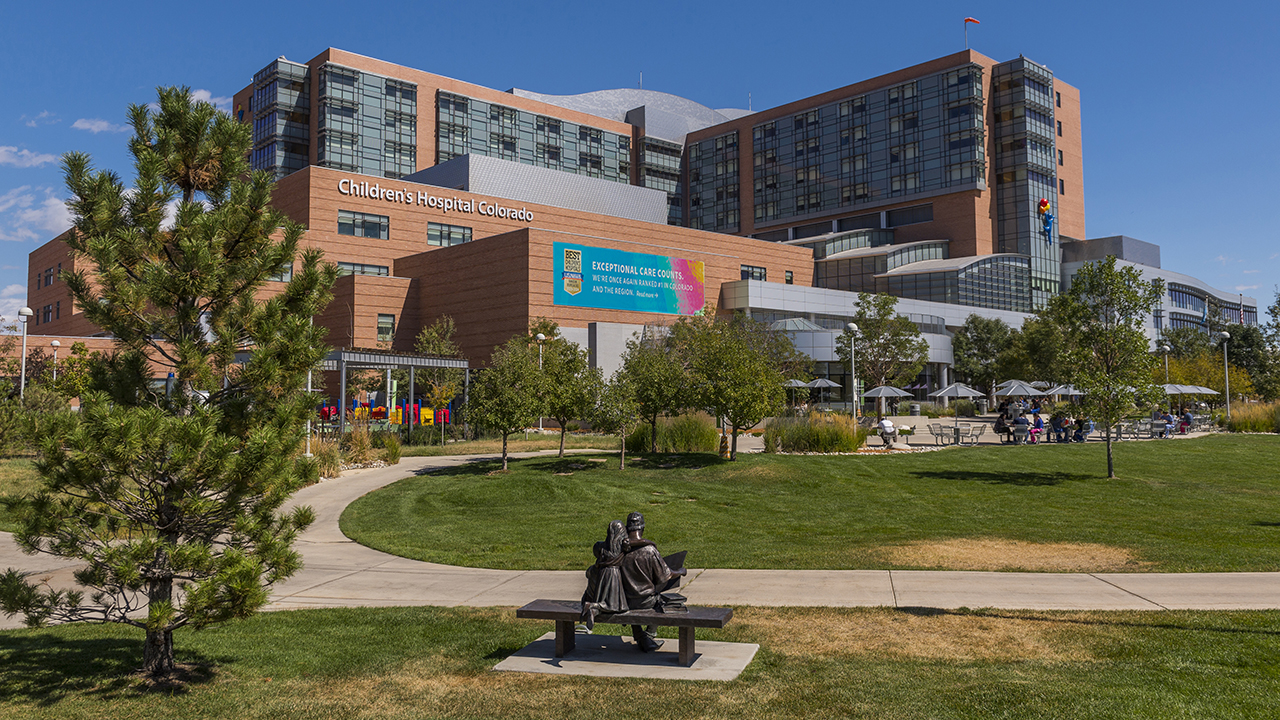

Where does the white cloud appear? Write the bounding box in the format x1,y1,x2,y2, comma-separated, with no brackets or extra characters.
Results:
72,118,129,134
0,295,28,325
1214,255,1229,265
1243,269,1260,274
0,284,24,299
21,111,58,127
0,146,58,168
191,89,233,112
1272,253,1279,260
0,186,70,242
1235,285,1259,291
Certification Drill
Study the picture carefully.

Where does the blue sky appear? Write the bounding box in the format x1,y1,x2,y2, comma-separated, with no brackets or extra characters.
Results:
2,0,1277,321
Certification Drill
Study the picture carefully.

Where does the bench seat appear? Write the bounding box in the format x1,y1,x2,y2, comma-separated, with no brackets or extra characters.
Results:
516,599,733,667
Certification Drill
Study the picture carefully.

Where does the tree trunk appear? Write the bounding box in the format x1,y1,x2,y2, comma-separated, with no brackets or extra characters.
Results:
142,626,175,676
730,426,739,461
1105,428,1115,479
650,415,659,454
619,435,626,470
502,432,509,470
558,426,566,457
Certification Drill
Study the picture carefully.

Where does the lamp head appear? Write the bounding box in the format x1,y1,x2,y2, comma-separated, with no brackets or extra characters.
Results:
535,333,546,342
17,307,33,321
50,340,60,348
1158,344,1170,353
845,322,858,333
1219,331,1230,341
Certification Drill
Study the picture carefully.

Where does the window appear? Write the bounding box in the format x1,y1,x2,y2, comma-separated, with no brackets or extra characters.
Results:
377,314,395,342
55,301,60,319
741,265,767,281
886,204,933,227
1057,121,1063,137
785,271,794,285
579,127,603,143
1059,178,1065,195
43,267,55,287
889,114,917,134
1056,91,1061,107
536,116,560,134
336,262,390,277
427,221,472,247
270,263,293,282
888,83,916,104
489,105,517,124
42,304,53,323
1058,150,1064,166
338,210,390,239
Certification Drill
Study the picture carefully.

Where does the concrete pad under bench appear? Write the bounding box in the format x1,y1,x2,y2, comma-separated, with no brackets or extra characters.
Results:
494,632,759,681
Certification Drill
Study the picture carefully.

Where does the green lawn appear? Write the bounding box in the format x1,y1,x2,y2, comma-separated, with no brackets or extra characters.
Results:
399,434,614,457
340,435,1280,573
1,606,1277,719
0,459,38,533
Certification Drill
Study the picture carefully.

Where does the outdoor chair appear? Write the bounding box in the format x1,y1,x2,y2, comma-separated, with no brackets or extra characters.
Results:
1012,425,1029,445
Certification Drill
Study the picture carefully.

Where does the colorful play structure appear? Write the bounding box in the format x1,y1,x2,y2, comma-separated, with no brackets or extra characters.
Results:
318,399,452,429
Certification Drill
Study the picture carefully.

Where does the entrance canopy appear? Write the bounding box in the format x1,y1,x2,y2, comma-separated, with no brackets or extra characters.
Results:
323,348,470,435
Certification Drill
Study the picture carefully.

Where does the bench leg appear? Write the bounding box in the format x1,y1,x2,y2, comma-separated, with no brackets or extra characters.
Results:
678,625,696,667
555,619,576,658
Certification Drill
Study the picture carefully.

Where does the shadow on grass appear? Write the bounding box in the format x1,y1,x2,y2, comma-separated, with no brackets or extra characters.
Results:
415,453,727,478
0,633,220,704
897,606,1280,636
1251,521,1280,528
911,469,1091,487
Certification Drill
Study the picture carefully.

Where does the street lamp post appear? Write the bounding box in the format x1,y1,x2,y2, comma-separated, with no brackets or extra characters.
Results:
845,322,859,418
535,333,546,431
50,340,60,382
1158,343,1171,384
17,307,33,400
1219,331,1231,422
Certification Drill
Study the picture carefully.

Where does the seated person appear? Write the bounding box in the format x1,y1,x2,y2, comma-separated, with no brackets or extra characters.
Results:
1051,414,1068,443
1073,417,1088,442
1012,412,1031,443
1161,411,1176,438
994,412,1011,441
1029,412,1045,443
877,417,898,444
1179,408,1194,434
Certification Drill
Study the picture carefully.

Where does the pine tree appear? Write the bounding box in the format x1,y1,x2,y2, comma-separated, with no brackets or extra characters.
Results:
0,87,335,677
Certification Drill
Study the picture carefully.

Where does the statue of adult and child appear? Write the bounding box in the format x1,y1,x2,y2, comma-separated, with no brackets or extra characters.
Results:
581,512,688,653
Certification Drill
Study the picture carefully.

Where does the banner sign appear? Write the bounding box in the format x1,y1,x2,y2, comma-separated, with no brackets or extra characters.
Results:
553,242,705,315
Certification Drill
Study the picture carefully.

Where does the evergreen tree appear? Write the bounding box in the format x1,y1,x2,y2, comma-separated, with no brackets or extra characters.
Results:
0,87,335,678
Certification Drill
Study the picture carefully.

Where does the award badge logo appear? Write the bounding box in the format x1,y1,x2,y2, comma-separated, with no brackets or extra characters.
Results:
562,248,583,296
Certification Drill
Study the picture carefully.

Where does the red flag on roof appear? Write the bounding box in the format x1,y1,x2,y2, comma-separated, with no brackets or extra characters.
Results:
965,17,980,24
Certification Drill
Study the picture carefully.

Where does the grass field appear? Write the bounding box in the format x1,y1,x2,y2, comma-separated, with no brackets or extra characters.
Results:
340,434,1280,573
0,459,38,533
399,434,614,457
1,606,1277,719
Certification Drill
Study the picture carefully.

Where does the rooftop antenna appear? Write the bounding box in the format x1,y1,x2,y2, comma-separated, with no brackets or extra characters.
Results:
749,92,752,111
639,71,643,89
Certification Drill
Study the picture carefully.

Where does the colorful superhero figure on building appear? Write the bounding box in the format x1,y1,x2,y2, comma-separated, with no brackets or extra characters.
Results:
1037,198,1055,243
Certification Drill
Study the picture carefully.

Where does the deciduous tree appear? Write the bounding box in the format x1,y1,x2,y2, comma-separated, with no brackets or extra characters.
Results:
468,336,544,470
1055,257,1164,478
618,327,689,453
835,293,929,396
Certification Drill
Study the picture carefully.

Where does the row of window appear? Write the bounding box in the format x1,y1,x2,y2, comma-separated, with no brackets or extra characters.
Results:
31,301,60,326
37,263,61,288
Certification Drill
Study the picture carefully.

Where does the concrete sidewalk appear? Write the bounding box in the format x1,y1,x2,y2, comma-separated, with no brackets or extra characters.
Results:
3,446,1278,632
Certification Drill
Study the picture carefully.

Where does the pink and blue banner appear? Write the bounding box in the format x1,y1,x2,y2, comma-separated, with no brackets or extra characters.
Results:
553,242,704,315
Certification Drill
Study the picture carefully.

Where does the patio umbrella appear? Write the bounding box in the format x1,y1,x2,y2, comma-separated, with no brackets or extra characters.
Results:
1046,384,1084,397
784,378,810,405
994,380,1046,397
929,382,984,430
807,377,841,403
863,385,913,417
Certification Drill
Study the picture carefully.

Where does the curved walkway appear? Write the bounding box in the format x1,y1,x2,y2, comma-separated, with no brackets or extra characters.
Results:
4,448,1279,631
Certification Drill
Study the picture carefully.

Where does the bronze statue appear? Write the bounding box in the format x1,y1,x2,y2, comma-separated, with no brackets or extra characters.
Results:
580,520,628,631
619,511,686,652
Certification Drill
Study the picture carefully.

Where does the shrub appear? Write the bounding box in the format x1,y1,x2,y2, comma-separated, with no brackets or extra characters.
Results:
763,414,868,454
1225,402,1280,433
342,428,376,465
915,402,944,418
381,433,402,465
625,413,720,454
953,399,977,417
313,438,342,479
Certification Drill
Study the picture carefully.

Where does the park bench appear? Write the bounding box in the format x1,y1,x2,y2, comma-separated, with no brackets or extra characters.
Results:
516,599,733,667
